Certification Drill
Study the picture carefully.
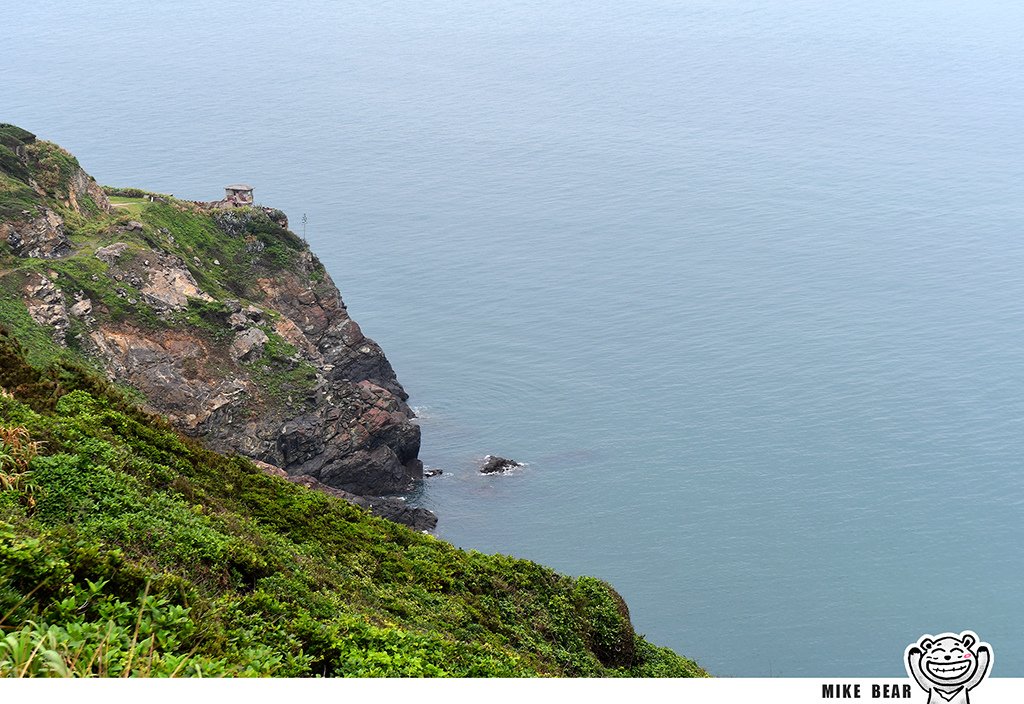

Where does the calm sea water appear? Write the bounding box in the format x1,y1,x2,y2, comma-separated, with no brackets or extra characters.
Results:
7,0,1024,677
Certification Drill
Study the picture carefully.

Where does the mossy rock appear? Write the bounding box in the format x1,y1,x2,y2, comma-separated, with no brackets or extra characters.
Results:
0,124,36,150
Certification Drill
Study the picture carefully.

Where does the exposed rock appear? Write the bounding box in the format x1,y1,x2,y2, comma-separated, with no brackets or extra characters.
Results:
251,459,290,479
0,154,111,259
362,496,437,532
23,275,69,343
230,327,269,362
253,459,437,531
83,252,424,497
7,146,424,500
481,455,523,474
95,242,131,264
96,244,213,312
69,299,93,318
137,252,213,311
1,208,70,259
88,326,251,429
65,162,112,215
424,469,443,477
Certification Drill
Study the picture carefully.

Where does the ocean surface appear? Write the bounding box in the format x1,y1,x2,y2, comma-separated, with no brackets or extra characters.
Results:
7,0,1024,677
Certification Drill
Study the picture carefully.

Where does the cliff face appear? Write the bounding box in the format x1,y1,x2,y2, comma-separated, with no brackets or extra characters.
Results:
0,124,430,527
0,125,111,259
77,239,423,497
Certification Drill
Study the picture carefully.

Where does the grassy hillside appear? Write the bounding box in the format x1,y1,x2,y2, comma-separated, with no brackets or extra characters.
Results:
0,304,705,678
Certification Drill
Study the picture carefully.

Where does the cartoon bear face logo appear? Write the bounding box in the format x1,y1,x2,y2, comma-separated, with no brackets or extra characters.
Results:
918,634,980,684
906,631,993,704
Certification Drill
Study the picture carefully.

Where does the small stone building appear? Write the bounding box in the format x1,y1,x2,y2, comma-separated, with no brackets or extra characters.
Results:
223,184,254,206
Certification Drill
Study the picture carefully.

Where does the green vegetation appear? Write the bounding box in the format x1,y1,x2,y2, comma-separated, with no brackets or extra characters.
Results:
0,329,706,677
0,276,76,370
102,187,172,200
0,124,37,149
0,124,706,677
0,170,40,222
244,330,320,409
171,299,235,345
107,196,149,217
0,124,77,222
0,125,37,194
25,142,80,202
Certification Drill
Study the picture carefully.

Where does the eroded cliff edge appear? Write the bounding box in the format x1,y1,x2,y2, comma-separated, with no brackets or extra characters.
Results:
0,124,433,528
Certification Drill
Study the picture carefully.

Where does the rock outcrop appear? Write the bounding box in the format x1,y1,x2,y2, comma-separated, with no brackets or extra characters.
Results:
1,130,110,260
1,208,72,259
0,127,432,528
481,455,523,474
78,237,424,499
23,274,70,343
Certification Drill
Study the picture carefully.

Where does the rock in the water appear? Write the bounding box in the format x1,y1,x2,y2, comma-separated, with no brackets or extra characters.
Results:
480,455,522,474
424,468,443,478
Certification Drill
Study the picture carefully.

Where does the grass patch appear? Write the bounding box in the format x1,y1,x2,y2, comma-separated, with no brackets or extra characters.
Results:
0,172,41,223
24,142,79,201
245,331,319,408
0,275,73,369
47,256,161,328
107,196,149,217
170,299,235,346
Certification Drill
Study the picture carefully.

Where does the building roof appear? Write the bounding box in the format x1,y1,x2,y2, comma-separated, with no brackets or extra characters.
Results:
225,184,254,191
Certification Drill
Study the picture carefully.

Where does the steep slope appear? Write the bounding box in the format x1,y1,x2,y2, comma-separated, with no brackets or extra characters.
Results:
0,328,706,676
0,125,429,527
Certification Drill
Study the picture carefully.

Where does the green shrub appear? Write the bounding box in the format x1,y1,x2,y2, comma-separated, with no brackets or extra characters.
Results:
0,330,708,677
102,187,172,200
0,145,30,184
25,142,79,200
0,124,36,149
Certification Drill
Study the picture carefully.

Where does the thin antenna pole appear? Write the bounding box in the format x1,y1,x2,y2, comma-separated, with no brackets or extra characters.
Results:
301,213,308,244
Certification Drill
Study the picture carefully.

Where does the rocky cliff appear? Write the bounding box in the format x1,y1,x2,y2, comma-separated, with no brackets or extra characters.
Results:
0,124,433,528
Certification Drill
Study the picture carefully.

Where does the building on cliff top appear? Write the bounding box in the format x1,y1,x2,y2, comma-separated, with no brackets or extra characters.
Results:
223,184,254,206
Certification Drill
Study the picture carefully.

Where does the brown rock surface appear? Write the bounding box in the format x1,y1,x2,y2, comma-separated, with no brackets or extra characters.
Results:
75,241,423,498
3,137,428,522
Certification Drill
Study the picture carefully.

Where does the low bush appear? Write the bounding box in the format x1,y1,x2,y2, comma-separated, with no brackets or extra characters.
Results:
0,327,706,678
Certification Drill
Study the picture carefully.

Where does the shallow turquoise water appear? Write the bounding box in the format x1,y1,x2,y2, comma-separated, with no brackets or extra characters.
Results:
7,0,1024,676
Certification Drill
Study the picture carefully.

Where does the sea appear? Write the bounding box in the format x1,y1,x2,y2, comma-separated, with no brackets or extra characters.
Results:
6,0,1024,677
